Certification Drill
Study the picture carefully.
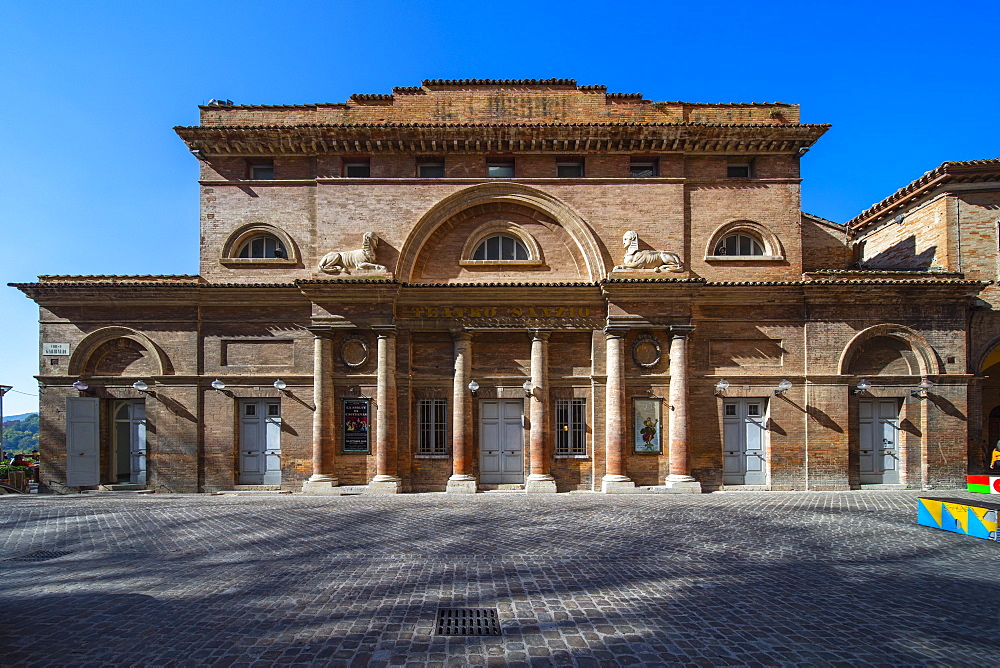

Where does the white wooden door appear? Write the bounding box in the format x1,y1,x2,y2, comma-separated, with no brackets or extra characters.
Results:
239,399,281,485
129,401,147,485
722,399,768,485
66,397,100,487
859,398,900,484
479,399,524,484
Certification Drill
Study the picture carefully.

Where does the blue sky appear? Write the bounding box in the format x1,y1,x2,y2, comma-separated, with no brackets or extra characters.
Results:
2,0,998,415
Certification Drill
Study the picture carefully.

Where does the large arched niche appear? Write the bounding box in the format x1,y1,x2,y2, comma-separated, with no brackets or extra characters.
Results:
397,183,607,283
838,324,940,376
69,327,173,377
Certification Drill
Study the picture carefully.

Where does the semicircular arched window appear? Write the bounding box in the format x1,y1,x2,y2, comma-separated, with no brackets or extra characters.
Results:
238,234,287,259
472,234,530,261
715,232,764,257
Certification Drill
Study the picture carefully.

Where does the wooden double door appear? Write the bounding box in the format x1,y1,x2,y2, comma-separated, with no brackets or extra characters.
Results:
479,399,525,485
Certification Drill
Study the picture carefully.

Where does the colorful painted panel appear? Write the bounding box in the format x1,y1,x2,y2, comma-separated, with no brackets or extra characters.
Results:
966,475,1000,494
917,497,999,541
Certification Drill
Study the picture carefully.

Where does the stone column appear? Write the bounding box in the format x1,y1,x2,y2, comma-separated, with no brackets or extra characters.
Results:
447,330,477,493
665,325,701,492
526,329,557,493
369,327,401,493
602,328,635,493
302,333,338,494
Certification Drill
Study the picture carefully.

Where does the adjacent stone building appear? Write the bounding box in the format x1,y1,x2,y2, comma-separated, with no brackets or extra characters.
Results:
11,80,987,494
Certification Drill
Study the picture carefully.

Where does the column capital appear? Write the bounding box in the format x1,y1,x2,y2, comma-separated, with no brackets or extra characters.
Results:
372,325,397,337
604,326,629,339
669,324,696,337
450,328,473,342
529,328,552,341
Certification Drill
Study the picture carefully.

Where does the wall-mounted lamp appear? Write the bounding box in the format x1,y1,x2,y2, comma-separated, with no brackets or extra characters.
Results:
853,378,872,395
273,379,287,392
714,379,730,396
468,380,479,397
522,379,534,397
210,379,226,392
774,379,793,396
911,377,935,398
72,380,89,391
132,380,151,394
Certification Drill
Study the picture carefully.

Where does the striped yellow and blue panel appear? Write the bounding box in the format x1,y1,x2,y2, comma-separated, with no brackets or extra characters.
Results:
967,475,1000,494
918,497,1000,541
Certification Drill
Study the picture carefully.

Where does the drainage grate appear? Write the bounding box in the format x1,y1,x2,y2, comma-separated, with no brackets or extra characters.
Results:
5,550,73,562
435,608,502,636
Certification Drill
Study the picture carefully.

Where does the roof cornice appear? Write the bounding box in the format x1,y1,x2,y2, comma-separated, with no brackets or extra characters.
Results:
175,123,829,156
847,158,1000,231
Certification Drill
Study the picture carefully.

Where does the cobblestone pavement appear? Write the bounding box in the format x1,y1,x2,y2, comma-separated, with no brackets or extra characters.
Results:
0,490,996,667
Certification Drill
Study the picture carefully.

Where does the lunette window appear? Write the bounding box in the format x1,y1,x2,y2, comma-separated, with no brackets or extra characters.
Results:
472,234,529,261
237,234,287,259
715,233,764,256
418,399,448,455
556,398,587,455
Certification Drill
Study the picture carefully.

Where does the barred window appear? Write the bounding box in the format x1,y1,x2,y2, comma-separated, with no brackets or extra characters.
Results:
418,399,448,455
556,398,587,455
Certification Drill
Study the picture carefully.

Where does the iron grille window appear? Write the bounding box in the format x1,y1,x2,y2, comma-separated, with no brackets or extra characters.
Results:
237,234,286,259
472,234,529,261
418,399,448,454
556,398,586,455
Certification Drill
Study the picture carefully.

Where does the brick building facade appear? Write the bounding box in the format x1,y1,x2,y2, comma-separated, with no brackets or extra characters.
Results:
11,80,987,494
848,158,1000,475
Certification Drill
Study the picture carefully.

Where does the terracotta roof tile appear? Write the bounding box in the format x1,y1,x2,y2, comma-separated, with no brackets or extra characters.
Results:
848,158,1000,230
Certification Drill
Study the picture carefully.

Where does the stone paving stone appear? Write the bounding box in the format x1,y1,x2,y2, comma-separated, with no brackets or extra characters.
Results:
0,490,996,666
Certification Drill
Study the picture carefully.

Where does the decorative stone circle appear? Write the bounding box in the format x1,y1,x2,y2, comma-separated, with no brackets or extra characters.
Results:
632,334,661,368
341,337,369,368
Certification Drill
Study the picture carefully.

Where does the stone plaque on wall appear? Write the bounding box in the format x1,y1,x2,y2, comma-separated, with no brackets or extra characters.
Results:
709,339,784,370
221,340,294,366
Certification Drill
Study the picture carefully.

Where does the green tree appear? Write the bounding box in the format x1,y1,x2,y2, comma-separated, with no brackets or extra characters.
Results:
2,414,39,454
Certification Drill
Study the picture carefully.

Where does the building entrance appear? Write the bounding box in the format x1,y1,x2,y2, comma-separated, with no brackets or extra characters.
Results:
479,399,524,484
722,399,767,485
239,399,282,485
859,398,900,484
112,399,146,485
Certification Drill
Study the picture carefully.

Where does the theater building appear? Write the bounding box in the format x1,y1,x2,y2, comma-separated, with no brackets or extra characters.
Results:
11,80,986,494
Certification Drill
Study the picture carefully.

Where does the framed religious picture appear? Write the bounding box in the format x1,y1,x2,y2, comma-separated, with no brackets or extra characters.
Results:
633,397,663,454
342,398,371,453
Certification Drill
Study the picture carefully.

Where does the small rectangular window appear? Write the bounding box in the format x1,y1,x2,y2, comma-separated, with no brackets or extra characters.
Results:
245,404,257,416
557,160,584,178
727,161,752,178
556,398,587,455
418,161,445,178
344,159,371,178
724,404,737,417
487,159,515,178
418,399,448,455
748,404,761,417
630,159,658,178
248,160,274,180
267,403,280,417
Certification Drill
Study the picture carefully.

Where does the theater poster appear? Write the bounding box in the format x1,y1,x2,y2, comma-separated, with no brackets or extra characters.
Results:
343,398,370,452
633,398,662,454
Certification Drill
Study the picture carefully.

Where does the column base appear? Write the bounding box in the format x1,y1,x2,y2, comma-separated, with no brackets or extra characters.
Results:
301,475,340,495
367,475,402,494
525,475,557,494
446,475,477,494
662,474,702,493
601,475,637,494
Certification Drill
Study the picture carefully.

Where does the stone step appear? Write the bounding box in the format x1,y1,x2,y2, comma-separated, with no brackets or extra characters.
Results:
213,489,292,495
